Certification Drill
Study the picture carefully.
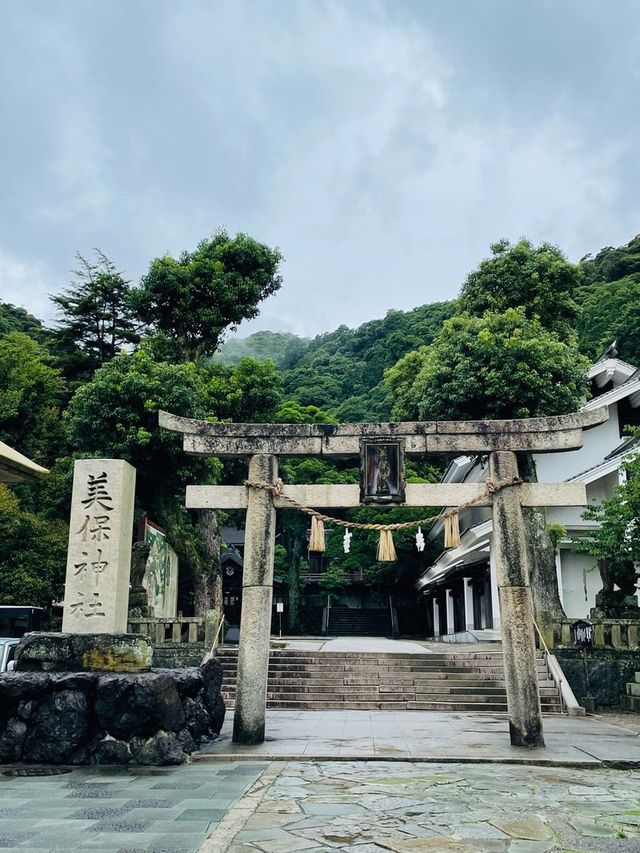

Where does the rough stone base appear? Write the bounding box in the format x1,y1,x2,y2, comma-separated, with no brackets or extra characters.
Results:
0,658,225,765
15,632,153,673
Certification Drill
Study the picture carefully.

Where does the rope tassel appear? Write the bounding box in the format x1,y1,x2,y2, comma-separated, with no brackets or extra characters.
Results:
377,529,397,562
444,511,461,549
309,516,326,552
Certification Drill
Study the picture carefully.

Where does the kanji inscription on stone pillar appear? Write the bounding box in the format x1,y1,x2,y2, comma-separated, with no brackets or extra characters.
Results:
62,459,136,634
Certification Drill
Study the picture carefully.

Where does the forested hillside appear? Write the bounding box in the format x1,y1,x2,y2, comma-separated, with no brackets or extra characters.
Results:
2,230,639,620
212,330,310,369
216,301,456,421
576,234,640,365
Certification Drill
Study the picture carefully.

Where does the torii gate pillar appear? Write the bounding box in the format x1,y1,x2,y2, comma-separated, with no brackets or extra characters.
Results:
490,451,543,747
232,454,278,744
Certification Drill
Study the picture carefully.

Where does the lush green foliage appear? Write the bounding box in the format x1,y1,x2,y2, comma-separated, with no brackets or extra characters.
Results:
0,303,50,342
3,228,640,622
281,302,456,421
575,235,640,364
133,231,282,360
214,330,310,369
204,358,282,423
0,332,66,464
65,345,217,518
577,448,640,570
0,484,68,607
51,251,140,379
459,239,580,336
387,309,589,421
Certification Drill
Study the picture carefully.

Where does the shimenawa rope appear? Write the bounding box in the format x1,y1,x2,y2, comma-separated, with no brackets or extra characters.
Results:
243,475,522,561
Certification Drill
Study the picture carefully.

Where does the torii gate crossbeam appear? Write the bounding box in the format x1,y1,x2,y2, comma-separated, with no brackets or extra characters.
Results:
160,408,608,750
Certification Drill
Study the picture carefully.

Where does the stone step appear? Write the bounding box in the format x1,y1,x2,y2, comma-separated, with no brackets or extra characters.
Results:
222,678,557,694
220,666,549,677
223,699,562,713
218,662,529,672
216,650,524,661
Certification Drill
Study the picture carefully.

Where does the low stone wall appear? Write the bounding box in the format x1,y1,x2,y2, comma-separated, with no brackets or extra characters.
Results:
554,648,640,711
0,658,225,766
152,643,206,668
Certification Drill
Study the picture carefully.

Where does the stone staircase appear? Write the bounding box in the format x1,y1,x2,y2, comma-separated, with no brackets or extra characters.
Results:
217,648,563,713
621,671,640,712
328,607,391,637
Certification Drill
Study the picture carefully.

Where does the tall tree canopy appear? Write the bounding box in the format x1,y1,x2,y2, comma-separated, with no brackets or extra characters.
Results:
459,239,580,337
51,250,140,378
387,310,589,422
133,230,282,361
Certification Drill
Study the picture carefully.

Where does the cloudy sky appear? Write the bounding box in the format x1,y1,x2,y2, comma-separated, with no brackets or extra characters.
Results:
1,0,639,339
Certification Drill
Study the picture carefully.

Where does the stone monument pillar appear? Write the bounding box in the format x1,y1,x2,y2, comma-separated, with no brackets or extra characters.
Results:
62,459,136,635
233,454,277,744
489,451,544,748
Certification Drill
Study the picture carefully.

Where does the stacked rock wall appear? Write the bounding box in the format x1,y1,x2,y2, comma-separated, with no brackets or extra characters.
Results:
0,659,225,765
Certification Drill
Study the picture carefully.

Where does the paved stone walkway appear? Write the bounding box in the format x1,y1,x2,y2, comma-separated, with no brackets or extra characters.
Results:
0,761,267,851
198,710,640,765
202,760,640,853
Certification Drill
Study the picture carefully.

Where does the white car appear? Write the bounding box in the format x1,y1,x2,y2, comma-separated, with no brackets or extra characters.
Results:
0,638,19,672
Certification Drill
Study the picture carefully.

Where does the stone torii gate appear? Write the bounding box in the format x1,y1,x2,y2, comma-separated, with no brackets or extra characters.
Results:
160,407,607,749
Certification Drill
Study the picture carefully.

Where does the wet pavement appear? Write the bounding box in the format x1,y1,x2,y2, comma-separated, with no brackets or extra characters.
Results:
198,710,640,766
0,761,267,851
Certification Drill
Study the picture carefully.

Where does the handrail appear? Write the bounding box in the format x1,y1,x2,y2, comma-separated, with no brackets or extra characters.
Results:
533,618,585,717
202,614,225,664
214,614,225,650
326,593,331,636
388,594,396,639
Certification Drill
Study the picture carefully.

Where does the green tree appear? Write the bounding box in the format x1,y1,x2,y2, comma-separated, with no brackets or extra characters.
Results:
51,250,140,378
388,310,588,422
65,345,216,519
0,303,50,343
459,239,580,337
388,252,590,624
0,484,68,608
275,400,337,424
575,447,640,611
0,332,66,464
205,358,282,423
133,230,282,361
576,276,640,364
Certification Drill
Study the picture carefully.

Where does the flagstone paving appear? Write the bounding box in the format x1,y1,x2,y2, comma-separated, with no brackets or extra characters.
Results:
0,761,268,851
202,760,640,853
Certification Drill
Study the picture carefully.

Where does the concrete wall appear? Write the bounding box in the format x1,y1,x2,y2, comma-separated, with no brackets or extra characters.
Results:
535,404,620,484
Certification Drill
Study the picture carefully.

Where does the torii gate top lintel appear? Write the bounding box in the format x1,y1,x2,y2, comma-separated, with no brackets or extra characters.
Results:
158,407,608,457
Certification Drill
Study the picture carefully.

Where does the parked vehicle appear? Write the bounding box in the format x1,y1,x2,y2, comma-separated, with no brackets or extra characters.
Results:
0,606,44,638
0,638,19,672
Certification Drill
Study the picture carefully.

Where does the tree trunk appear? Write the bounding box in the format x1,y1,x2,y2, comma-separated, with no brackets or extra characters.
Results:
518,453,566,622
194,508,222,618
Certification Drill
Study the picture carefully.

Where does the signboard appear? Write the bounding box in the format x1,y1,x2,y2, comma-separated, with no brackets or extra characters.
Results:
570,619,593,647
360,440,405,505
276,602,284,613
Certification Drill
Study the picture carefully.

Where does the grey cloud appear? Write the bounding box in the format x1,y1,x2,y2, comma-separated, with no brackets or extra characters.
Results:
0,0,638,336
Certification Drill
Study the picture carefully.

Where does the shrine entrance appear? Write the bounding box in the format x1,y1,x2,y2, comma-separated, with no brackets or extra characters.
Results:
160,407,607,750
